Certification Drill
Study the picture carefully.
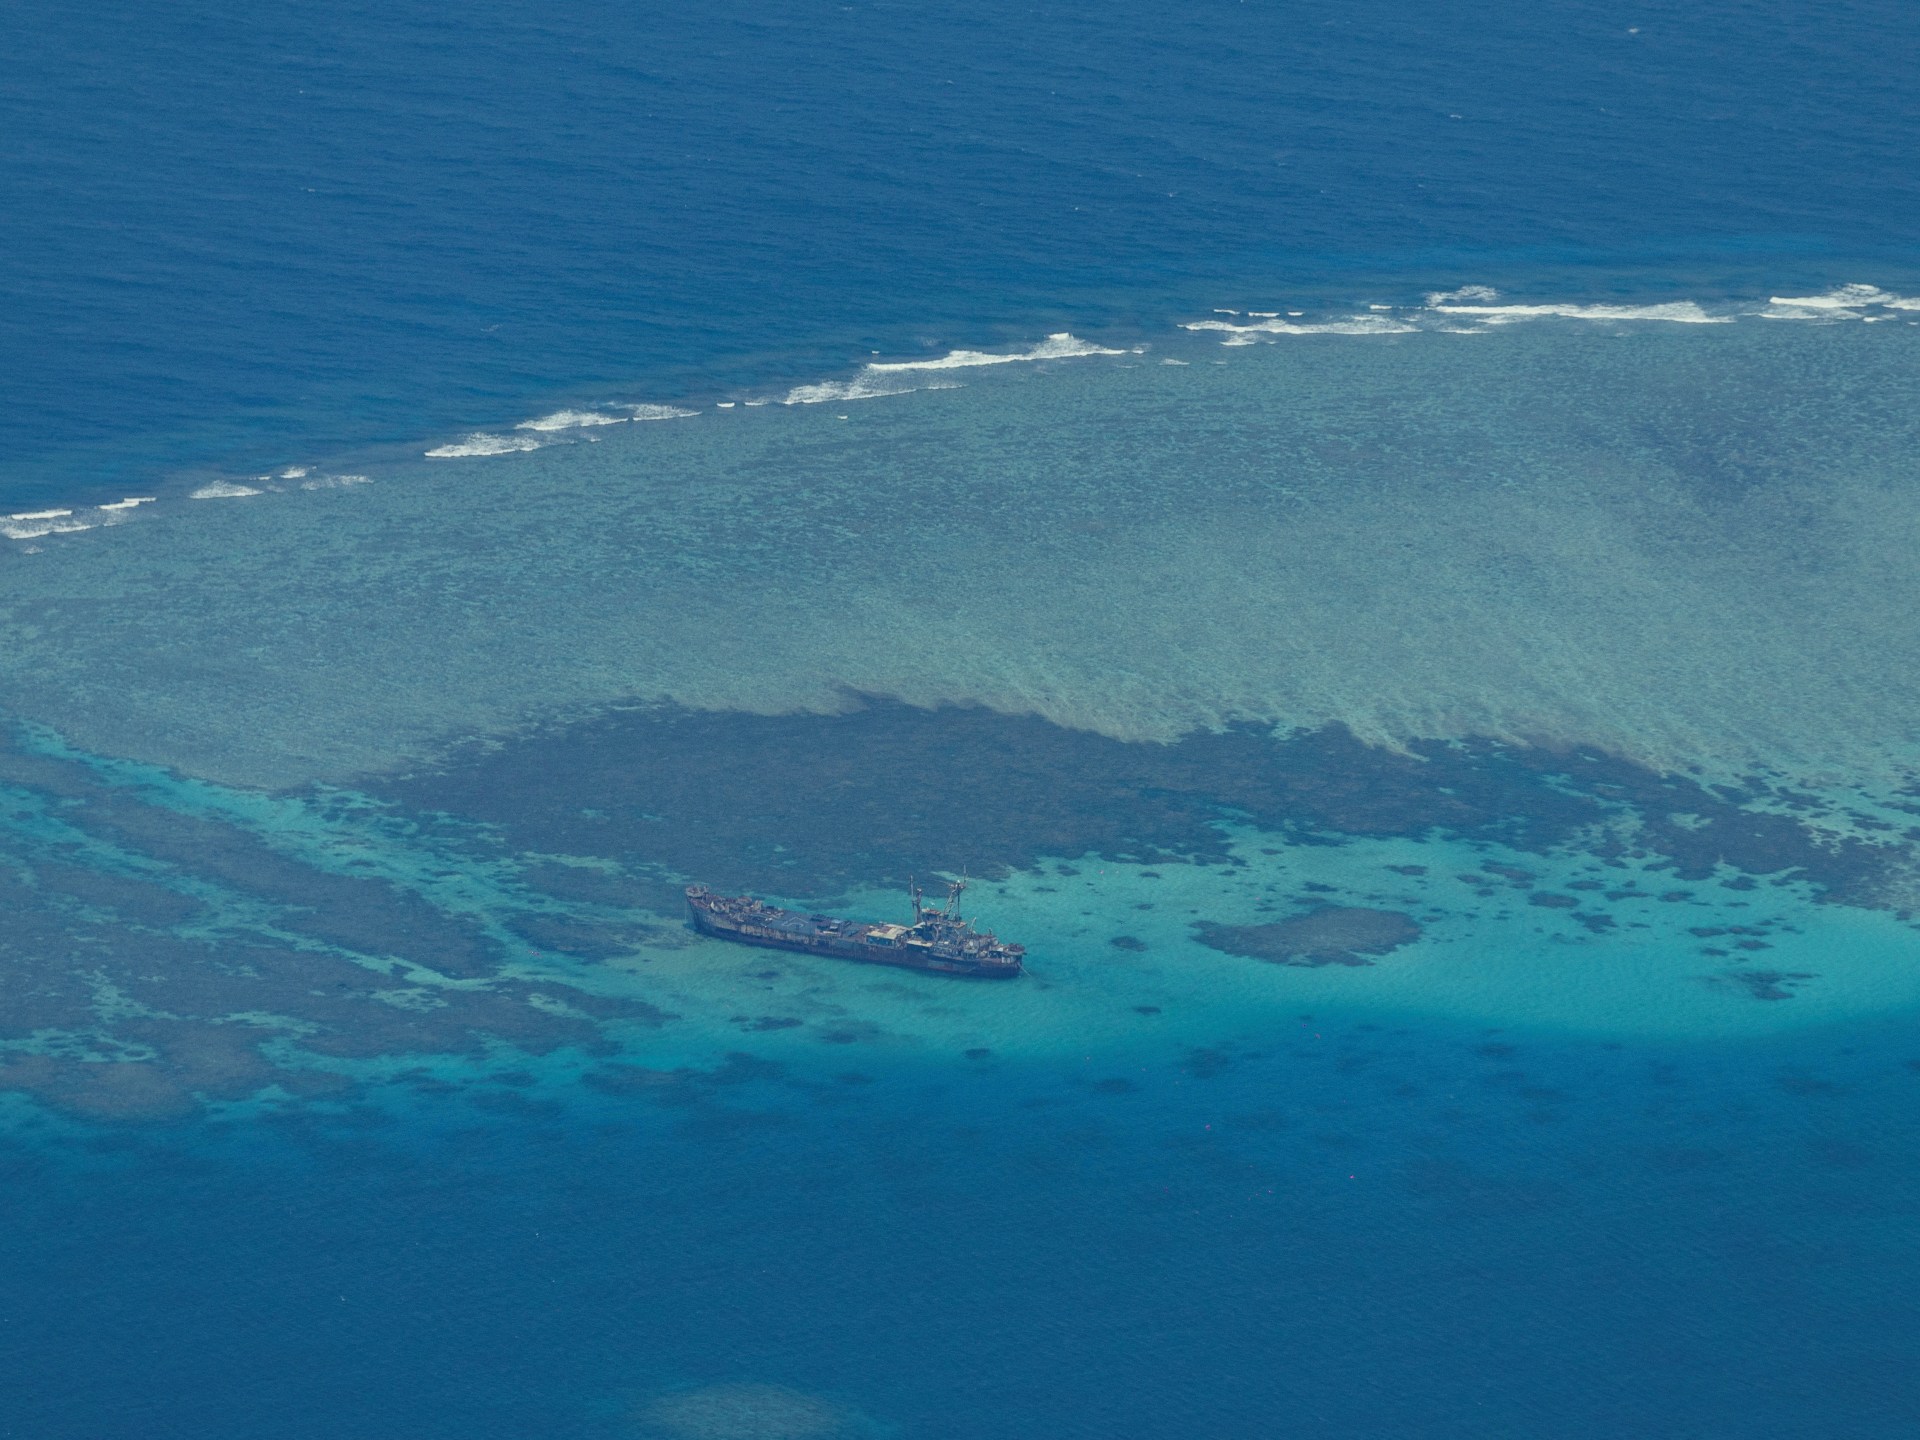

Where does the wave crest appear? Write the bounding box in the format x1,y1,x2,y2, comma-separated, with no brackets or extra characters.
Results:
425,433,544,459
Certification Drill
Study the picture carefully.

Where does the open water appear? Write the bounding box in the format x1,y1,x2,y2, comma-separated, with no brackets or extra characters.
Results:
4,1,1920,1437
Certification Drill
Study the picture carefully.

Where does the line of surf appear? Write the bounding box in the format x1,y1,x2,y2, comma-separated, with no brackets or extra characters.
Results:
1181,284,1920,344
4,496,154,541
7,286,1914,551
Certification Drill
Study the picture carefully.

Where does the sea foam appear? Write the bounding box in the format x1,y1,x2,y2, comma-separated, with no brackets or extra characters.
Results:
3,510,93,540
1761,284,1920,319
786,333,1125,404
865,332,1126,372
516,409,629,432
4,497,156,541
1182,314,1419,341
781,374,923,406
512,404,698,432
1183,290,1737,345
425,433,544,459
1423,298,1728,325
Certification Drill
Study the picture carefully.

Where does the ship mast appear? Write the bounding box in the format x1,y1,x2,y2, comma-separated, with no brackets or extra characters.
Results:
910,872,970,924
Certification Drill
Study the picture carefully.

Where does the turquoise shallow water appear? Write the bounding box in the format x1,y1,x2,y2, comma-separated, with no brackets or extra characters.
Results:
11,716,1920,1076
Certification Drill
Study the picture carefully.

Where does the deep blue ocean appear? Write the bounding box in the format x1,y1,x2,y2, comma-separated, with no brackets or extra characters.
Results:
4,2,1920,1437
4,0,1917,509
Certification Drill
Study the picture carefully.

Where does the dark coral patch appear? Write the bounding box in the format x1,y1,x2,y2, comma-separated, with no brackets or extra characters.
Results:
370,705,1615,897
371,700,1915,912
504,912,661,960
1711,969,1817,1001
1184,1047,1234,1078
1193,906,1421,967
0,730,673,1121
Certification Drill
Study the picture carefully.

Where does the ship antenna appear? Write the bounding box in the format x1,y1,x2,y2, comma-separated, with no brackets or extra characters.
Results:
909,876,923,924
945,869,968,919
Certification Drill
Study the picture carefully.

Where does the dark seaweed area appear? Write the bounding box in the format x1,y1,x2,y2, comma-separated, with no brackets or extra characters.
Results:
378,699,1917,909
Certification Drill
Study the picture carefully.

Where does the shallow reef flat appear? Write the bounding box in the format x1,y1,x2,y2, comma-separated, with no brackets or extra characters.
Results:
2,318,1918,796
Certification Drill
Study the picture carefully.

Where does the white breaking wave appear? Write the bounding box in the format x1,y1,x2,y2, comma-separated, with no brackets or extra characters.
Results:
425,433,544,459
517,409,629,432
782,374,924,406
4,497,157,541
785,333,1124,405
513,403,697,432
3,509,95,540
1181,290,1752,345
279,467,310,480
1182,314,1419,341
3,518,94,540
190,481,265,499
1761,284,1920,320
1426,299,1728,324
866,332,1126,373
299,474,373,490
1426,285,1502,304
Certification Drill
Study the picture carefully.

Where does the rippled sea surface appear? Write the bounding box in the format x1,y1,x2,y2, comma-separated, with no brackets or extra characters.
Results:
5,1,1920,1436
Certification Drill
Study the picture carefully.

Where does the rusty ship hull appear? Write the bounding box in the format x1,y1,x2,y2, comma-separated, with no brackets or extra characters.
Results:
686,885,1024,979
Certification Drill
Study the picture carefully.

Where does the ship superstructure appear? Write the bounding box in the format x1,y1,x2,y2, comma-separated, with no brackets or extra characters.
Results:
685,876,1025,979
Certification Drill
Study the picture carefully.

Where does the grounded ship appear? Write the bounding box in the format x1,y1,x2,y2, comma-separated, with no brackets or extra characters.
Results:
685,877,1025,979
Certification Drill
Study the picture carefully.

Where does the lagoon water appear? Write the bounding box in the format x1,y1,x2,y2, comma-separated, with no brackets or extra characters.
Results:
5,1,1920,1436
